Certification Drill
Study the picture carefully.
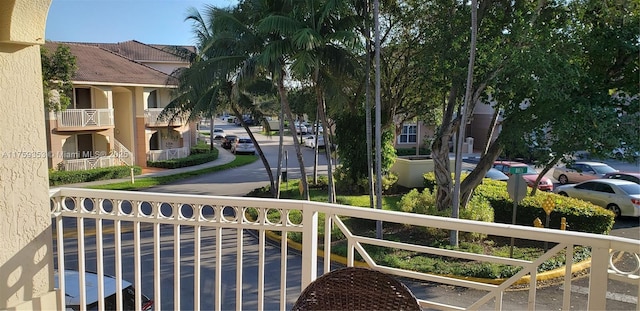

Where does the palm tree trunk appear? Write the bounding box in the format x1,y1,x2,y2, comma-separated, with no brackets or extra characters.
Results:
451,0,478,246
365,0,375,206
312,107,320,185
277,74,309,200
317,93,335,203
276,97,285,198
210,116,215,151
231,105,276,197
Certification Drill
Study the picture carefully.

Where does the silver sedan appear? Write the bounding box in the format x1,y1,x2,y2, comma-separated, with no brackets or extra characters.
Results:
554,179,640,217
552,161,617,184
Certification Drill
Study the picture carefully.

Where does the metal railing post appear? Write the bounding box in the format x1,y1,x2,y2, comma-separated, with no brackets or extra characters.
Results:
301,202,318,289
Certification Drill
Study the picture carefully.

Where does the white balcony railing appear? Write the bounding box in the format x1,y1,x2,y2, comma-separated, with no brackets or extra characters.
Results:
145,108,187,127
50,188,640,311
61,156,119,171
56,109,114,129
147,146,189,162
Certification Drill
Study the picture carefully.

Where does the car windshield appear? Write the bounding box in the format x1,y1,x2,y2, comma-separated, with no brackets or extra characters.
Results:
238,139,252,143
618,183,640,195
592,165,617,174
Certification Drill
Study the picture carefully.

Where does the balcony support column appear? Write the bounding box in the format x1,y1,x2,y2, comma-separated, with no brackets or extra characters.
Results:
587,246,609,310
300,203,318,289
0,0,58,309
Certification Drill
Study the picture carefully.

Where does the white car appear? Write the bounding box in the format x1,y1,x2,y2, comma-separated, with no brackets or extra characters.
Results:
308,123,323,134
212,128,226,140
304,135,325,148
231,137,256,155
55,270,153,311
293,122,308,135
552,161,617,184
554,179,640,217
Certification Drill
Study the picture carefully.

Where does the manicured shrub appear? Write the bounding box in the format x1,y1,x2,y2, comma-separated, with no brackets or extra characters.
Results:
398,187,494,241
190,142,212,154
423,172,615,234
147,150,218,169
49,166,142,186
396,147,431,157
334,167,398,195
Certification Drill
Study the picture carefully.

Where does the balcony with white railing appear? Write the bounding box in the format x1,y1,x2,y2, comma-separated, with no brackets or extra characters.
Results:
50,188,640,311
145,108,187,127
147,146,190,162
55,109,114,131
61,156,119,171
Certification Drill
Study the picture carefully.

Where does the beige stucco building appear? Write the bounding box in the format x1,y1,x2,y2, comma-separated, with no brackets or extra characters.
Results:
0,0,59,309
44,41,197,170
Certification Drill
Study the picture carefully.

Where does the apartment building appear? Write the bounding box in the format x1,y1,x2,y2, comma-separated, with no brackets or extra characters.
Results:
44,40,197,170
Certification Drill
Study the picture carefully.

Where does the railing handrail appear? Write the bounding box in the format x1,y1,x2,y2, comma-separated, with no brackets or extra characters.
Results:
111,139,133,166
61,156,117,171
144,108,187,125
50,187,640,310
49,187,637,249
146,146,189,162
56,108,114,128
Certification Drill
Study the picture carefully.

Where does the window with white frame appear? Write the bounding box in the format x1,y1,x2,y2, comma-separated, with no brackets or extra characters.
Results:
398,124,417,144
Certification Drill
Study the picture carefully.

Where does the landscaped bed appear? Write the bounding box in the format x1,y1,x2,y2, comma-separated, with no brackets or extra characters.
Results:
246,176,612,281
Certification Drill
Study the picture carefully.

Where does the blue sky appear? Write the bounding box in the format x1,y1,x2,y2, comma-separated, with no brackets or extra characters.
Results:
46,0,238,46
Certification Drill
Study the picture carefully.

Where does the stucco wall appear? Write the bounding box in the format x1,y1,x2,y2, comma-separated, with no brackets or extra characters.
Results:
0,1,58,309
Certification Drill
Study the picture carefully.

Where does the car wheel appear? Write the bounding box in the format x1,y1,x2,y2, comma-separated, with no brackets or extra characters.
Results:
558,191,568,197
558,174,568,185
607,204,622,218
614,152,623,160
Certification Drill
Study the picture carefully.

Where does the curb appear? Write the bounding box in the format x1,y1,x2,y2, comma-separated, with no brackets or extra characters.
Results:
263,230,593,288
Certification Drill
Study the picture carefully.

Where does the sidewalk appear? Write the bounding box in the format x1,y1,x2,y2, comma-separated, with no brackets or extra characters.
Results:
61,145,236,188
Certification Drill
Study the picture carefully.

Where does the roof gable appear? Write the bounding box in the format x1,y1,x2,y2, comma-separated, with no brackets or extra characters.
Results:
94,40,193,63
45,41,178,86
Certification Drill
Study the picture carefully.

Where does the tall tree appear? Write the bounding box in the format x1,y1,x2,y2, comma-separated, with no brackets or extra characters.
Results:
41,44,77,111
166,5,279,196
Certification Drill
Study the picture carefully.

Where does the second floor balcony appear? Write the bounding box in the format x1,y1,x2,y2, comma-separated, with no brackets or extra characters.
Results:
55,109,114,131
50,187,640,311
145,108,187,127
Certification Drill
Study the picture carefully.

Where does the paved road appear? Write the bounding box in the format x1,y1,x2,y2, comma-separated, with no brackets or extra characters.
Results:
148,122,334,196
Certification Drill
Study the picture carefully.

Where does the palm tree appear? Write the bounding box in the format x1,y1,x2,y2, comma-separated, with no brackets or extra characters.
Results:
258,0,362,202
165,5,280,196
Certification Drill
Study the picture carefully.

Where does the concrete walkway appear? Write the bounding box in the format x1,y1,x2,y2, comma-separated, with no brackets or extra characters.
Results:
62,145,236,188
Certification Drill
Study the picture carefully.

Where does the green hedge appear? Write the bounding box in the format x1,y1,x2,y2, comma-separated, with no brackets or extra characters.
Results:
147,149,218,169
49,166,142,186
423,172,615,234
396,147,431,157
190,142,213,154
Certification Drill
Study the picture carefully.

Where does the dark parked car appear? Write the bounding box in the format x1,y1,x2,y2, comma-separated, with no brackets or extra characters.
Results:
235,117,257,126
222,135,238,149
603,172,640,184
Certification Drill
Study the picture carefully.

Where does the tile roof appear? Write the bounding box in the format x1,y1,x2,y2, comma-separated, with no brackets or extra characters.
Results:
44,41,178,86
93,40,193,63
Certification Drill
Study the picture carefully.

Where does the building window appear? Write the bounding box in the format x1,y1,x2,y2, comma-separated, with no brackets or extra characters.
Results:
74,88,92,109
398,124,417,144
147,90,158,108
